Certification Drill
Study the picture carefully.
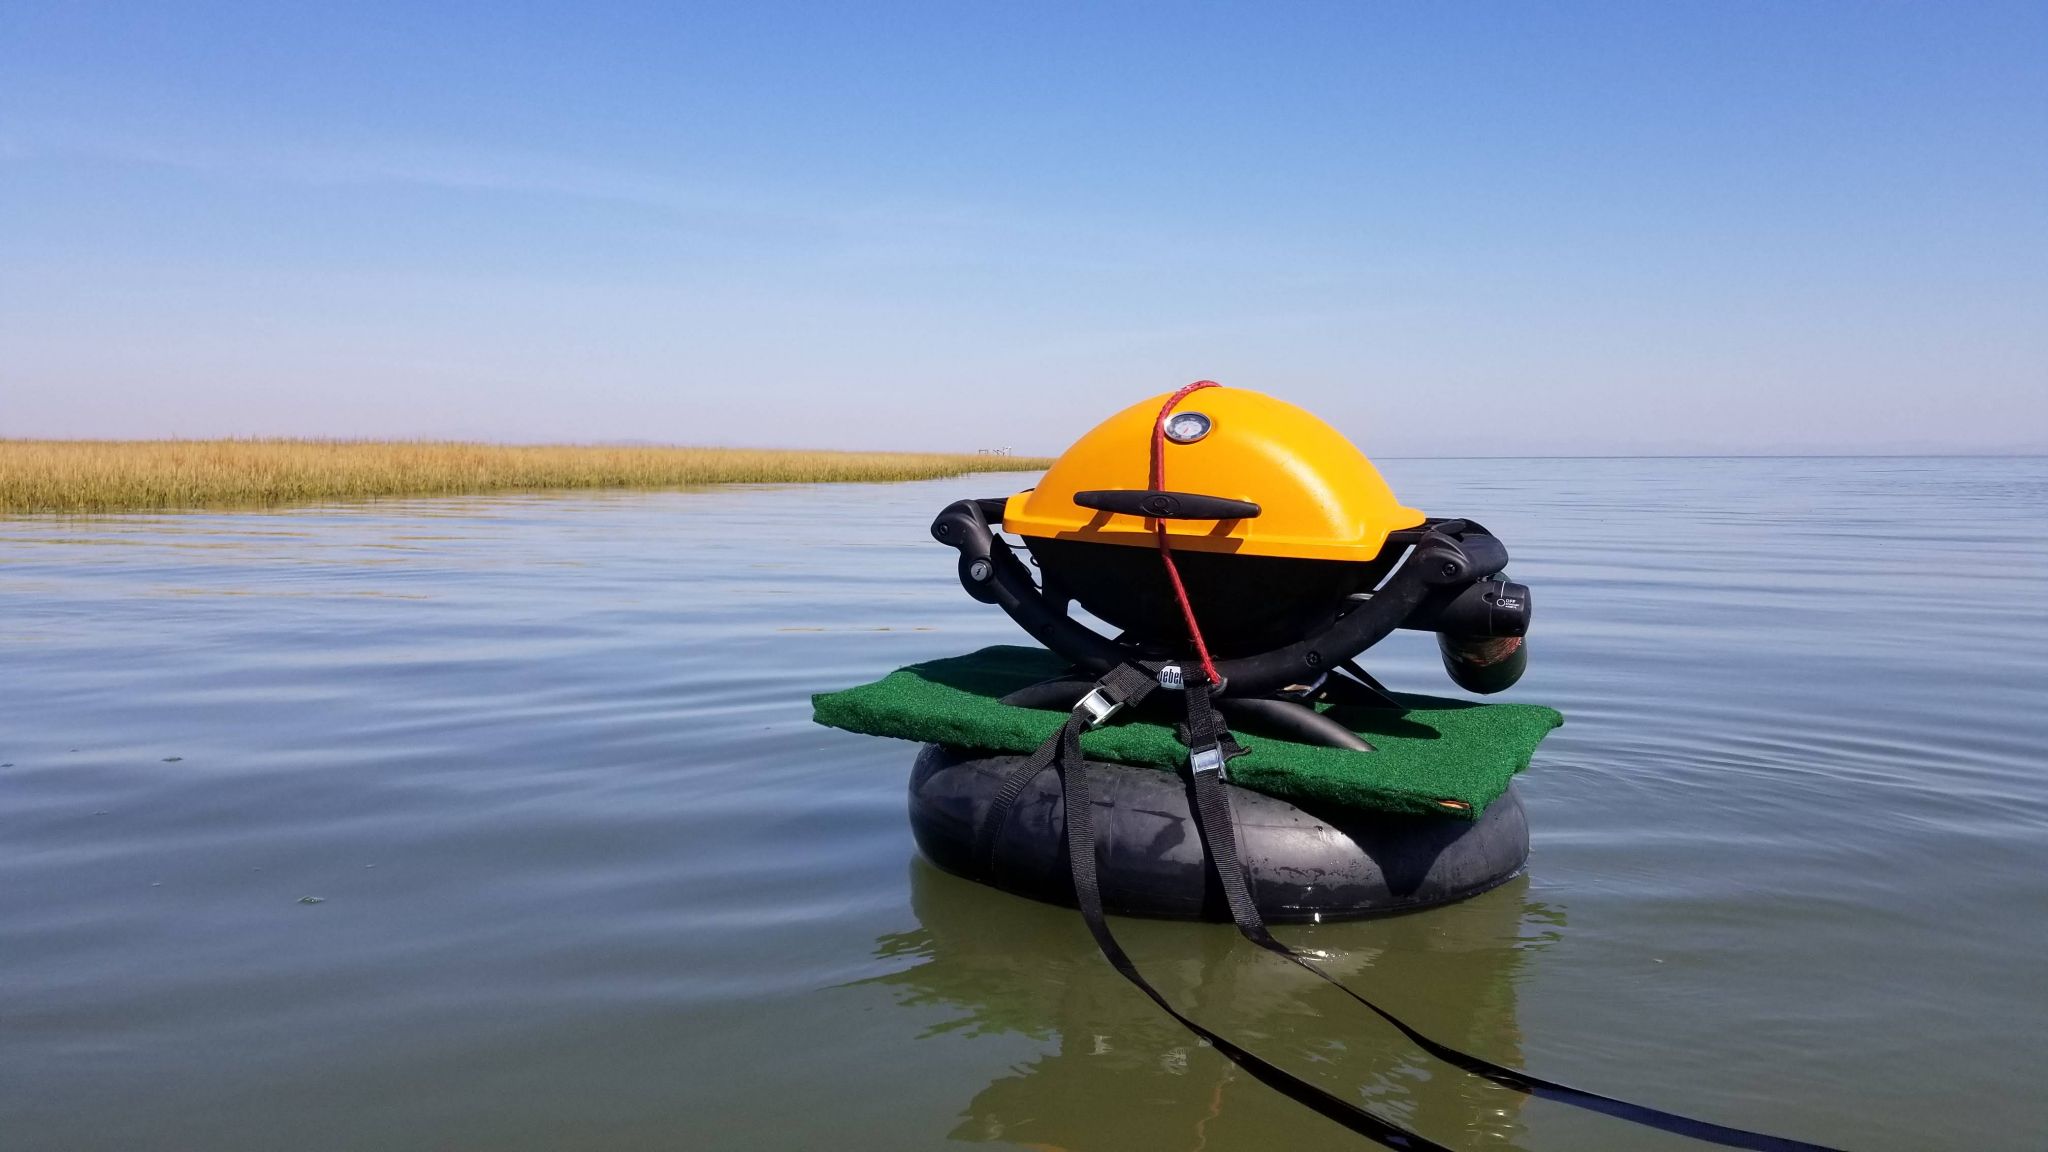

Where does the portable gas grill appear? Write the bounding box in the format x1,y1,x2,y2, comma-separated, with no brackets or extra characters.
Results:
931,384,1531,748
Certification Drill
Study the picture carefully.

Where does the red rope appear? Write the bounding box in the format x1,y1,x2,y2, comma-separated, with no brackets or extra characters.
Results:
1151,380,1222,686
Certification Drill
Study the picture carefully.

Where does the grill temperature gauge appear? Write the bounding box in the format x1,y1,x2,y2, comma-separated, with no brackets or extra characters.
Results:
1164,412,1212,444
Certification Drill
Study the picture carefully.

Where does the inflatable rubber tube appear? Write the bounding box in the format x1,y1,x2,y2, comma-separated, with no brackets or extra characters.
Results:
908,743,1529,923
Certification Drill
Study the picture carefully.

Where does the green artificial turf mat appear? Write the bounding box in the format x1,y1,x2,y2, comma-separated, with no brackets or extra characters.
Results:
813,645,1561,819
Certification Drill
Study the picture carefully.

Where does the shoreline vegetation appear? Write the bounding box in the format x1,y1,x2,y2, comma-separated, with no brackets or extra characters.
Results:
0,439,1053,515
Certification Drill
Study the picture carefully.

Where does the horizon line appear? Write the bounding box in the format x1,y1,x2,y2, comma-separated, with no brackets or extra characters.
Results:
4,437,2043,462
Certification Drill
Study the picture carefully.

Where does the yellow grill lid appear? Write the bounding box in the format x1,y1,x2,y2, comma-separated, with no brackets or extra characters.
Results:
1003,387,1425,562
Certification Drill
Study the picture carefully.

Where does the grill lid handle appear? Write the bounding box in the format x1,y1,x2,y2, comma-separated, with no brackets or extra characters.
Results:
1072,489,1261,521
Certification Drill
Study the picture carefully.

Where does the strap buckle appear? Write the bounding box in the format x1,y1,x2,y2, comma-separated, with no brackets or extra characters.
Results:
1189,742,1229,779
1074,687,1125,730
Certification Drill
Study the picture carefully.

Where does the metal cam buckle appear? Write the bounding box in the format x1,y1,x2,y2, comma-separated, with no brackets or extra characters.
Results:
1189,743,1228,778
1075,687,1124,730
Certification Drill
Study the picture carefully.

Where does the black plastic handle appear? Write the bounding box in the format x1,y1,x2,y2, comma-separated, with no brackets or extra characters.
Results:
1073,489,1261,521
930,499,1128,668
930,499,1519,698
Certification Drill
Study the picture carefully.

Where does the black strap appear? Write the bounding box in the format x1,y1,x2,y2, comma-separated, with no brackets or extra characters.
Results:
1180,676,1244,768
973,731,1062,873
973,663,1160,873
1175,685,1849,1152
982,668,1850,1150
1051,712,1455,1151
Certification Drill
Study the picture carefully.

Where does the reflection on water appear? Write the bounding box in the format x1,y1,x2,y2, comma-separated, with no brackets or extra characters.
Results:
864,860,1563,1149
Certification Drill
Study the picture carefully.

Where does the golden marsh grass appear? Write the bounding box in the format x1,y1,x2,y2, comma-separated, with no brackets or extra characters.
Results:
0,440,1051,514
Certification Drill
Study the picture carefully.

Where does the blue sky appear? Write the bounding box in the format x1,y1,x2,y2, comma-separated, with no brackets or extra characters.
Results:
2,2,2042,455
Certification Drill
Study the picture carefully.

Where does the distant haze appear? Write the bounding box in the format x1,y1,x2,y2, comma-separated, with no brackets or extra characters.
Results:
2,3,2043,457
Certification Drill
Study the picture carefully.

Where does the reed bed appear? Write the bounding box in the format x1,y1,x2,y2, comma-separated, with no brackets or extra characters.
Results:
0,439,1051,514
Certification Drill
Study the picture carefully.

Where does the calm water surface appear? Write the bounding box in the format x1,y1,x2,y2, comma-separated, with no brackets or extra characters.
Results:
3,458,2045,1151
